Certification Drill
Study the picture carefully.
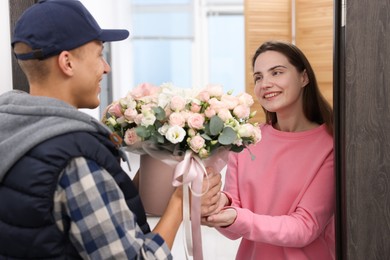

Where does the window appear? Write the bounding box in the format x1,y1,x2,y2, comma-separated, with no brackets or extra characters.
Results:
130,0,244,93
99,43,112,116
131,1,193,88
207,1,244,94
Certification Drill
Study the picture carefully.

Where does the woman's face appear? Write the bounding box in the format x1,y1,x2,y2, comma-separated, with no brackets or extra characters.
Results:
253,50,308,117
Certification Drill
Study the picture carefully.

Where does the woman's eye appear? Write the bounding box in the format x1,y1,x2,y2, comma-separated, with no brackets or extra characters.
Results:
254,76,262,84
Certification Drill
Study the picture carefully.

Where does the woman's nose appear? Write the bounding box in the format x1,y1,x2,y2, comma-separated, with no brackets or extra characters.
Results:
260,77,273,89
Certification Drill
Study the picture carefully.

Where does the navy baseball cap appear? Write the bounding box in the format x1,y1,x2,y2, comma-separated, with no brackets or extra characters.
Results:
12,0,129,60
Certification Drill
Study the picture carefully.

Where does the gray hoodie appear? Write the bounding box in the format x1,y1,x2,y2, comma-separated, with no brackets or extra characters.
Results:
0,90,112,181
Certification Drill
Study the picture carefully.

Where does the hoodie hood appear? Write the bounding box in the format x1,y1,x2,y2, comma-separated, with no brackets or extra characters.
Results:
0,90,111,181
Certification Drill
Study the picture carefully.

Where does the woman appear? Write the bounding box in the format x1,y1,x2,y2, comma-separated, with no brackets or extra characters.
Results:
203,41,335,259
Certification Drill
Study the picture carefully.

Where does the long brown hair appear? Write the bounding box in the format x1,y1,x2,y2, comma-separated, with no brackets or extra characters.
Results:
252,41,333,135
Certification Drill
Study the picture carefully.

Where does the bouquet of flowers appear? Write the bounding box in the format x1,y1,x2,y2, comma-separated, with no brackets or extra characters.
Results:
103,82,261,260
104,82,261,158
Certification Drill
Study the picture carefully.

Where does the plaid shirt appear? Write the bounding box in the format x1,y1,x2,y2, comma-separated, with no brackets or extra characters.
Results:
53,157,172,260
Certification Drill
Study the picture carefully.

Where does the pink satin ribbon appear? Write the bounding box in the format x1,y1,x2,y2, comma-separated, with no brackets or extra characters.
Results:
173,150,207,260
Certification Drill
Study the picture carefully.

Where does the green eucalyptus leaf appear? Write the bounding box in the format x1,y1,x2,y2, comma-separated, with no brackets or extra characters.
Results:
135,126,150,138
153,131,165,143
153,106,166,121
201,133,212,141
146,125,156,132
209,116,224,136
154,120,163,129
204,122,211,135
218,127,237,145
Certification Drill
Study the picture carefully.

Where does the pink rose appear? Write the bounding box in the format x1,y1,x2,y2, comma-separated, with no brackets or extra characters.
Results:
217,108,233,122
208,97,228,113
141,103,155,112
169,112,185,127
130,83,159,100
205,84,223,97
187,128,197,137
204,107,216,118
188,135,205,153
237,92,254,106
190,102,201,113
187,113,205,130
180,111,191,122
233,104,250,119
108,102,123,118
197,91,210,102
164,106,172,117
221,94,239,110
134,114,143,125
170,95,186,111
124,108,138,121
124,128,141,145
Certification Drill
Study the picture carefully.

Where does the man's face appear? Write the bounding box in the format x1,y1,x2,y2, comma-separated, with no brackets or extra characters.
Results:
69,41,111,109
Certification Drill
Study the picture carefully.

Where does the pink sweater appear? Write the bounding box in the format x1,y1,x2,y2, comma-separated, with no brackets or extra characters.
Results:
218,124,335,260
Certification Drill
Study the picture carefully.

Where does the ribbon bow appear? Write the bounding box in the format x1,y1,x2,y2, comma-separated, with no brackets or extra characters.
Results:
173,150,207,260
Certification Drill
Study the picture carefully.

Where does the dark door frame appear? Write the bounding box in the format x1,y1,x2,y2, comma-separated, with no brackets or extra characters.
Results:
333,0,345,258
9,0,38,92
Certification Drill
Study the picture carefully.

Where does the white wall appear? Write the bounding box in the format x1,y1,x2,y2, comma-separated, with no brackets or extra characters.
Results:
0,0,12,95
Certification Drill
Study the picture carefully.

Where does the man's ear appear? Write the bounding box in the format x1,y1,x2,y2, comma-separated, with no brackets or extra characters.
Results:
57,51,74,76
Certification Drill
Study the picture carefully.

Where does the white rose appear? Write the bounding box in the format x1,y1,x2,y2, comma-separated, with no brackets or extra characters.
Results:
238,123,255,138
157,92,171,109
158,123,170,135
141,111,156,127
165,125,186,144
120,96,137,109
107,117,117,126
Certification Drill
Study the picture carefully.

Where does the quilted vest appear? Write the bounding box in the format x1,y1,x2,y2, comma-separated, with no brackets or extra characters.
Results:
0,131,150,259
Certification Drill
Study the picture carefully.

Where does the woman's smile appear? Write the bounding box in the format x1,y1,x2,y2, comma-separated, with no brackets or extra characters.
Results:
263,91,281,99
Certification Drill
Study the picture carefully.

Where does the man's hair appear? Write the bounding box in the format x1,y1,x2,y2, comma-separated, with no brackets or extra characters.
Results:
13,42,51,82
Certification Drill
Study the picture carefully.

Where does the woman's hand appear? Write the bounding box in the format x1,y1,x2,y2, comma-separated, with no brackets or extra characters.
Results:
201,208,237,227
200,168,223,216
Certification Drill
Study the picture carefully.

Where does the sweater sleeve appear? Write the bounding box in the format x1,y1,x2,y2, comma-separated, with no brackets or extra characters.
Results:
218,150,335,247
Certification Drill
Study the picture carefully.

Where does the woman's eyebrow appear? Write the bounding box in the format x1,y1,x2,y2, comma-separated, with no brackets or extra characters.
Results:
268,65,287,71
253,65,287,76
